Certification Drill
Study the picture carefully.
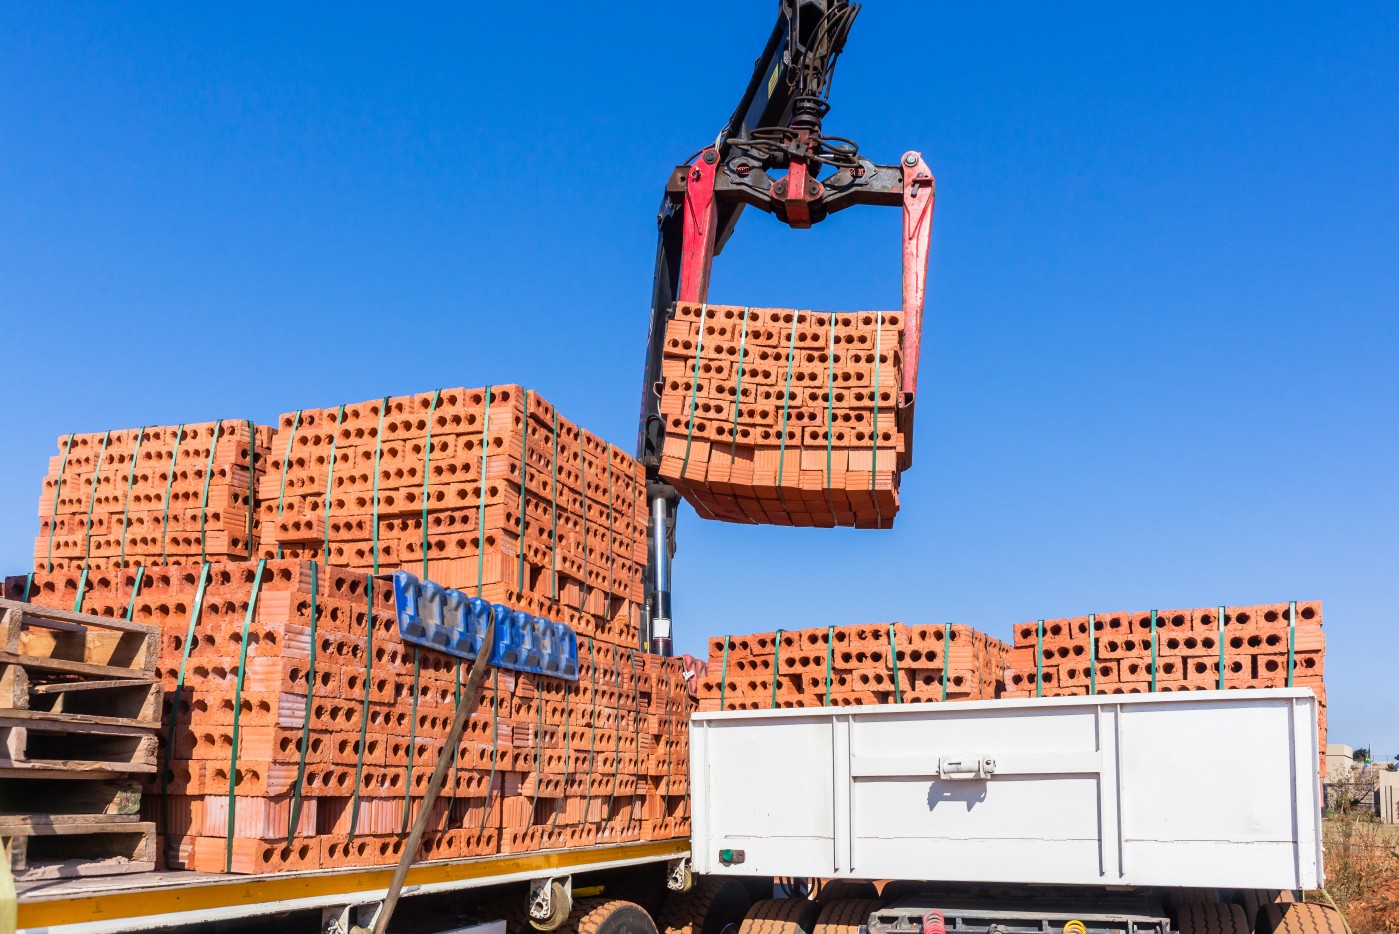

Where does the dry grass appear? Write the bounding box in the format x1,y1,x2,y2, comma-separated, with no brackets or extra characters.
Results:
1324,818,1399,933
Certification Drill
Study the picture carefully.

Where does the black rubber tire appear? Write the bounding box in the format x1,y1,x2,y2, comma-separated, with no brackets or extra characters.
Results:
1175,902,1251,934
606,864,670,915
564,899,660,934
815,882,879,904
813,900,882,934
1234,891,1281,930
655,876,755,934
738,897,821,934
1256,903,1348,934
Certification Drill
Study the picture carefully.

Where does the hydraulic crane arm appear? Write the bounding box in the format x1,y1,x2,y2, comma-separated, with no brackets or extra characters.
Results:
636,0,935,656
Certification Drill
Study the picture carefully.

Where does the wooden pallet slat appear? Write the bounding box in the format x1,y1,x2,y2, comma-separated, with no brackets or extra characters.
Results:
0,601,158,678
5,816,156,880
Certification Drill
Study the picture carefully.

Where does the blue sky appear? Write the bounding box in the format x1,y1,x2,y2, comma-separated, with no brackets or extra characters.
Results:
3,3,1395,755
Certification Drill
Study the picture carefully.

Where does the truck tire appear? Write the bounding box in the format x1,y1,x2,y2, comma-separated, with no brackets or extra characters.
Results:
1255,903,1348,934
815,882,879,904
814,899,882,934
739,897,821,934
655,877,754,934
1176,902,1251,934
1234,891,1281,928
566,899,660,934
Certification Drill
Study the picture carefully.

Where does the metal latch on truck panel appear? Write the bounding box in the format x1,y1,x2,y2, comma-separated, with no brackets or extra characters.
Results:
937,756,997,780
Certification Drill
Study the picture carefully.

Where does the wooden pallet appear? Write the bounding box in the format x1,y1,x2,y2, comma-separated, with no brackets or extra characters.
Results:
0,599,158,679
3,814,156,880
1,664,160,725
0,709,158,774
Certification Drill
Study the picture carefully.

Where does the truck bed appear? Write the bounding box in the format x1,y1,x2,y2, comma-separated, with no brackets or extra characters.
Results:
16,838,688,934
689,689,1321,890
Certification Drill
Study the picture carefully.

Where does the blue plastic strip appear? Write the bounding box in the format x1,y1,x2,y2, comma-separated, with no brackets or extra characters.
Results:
392,570,578,680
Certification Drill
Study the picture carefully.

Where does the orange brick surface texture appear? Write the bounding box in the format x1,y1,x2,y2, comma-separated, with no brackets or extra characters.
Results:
697,624,1005,711
34,422,272,572
6,560,692,875
1000,602,1327,772
657,303,906,528
257,387,647,646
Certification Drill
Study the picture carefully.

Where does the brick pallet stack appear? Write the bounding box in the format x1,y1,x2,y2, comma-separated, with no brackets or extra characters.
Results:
256,387,647,645
697,623,1005,711
34,422,271,574
656,302,906,528
5,559,692,874
10,383,689,876
999,602,1327,768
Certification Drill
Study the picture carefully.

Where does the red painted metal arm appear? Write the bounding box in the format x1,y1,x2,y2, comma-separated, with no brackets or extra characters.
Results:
900,152,936,404
678,149,720,304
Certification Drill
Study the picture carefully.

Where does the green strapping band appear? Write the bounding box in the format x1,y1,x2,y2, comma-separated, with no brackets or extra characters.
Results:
118,428,145,569
680,304,708,477
941,623,951,701
81,430,111,567
1149,611,1158,692
1035,620,1044,697
322,405,346,559
21,572,34,603
775,313,800,510
160,425,185,566
728,307,751,456
476,388,493,598
274,411,302,560
420,390,440,579
770,629,783,708
286,562,319,845
549,410,560,600
719,636,730,710
824,625,835,706
400,647,422,835
72,567,89,613
371,397,389,575
663,663,675,811
244,420,257,559
160,562,211,838
870,312,884,524
580,441,589,614
348,573,375,838
225,558,268,872
124,566,145,620
629,649,643,825
1286,601,1297,687
580,639,598,830
516,394,530,589
825,313,837,492
604,648,622,825
888,624,902,703
1217,605,1227,689
530,674,545,818
198,421,222,564
44,433,75,572
1088,614,1097,694
479,668,500,834
604,448,614,598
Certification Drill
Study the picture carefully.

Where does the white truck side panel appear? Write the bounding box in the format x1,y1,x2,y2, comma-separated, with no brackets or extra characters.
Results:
690,689,1321,890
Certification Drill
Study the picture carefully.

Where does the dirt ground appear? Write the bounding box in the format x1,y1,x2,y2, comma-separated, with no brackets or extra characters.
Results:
1324,818,1399,933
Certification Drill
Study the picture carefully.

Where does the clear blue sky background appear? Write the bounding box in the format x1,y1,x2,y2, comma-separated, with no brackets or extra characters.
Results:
3,3,1396,755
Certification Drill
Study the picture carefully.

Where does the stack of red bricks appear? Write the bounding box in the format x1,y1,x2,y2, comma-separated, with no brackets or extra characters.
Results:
257,388,647,645
11,384,689,875
6,559,692,874
657,302,906,528
697,623,1005,711
1000,602,1327,766
34,422,271,572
